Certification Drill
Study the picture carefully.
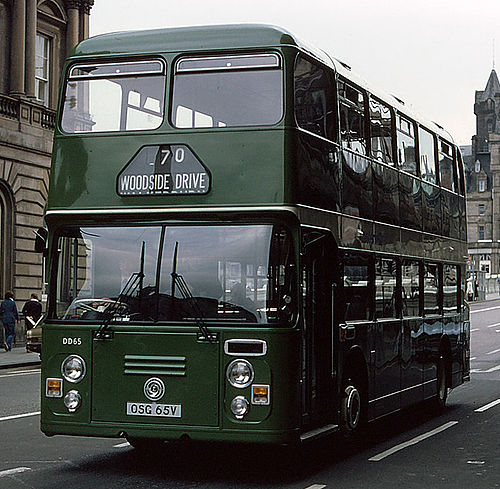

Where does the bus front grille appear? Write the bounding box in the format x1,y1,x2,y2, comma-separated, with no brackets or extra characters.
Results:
123,354,186,376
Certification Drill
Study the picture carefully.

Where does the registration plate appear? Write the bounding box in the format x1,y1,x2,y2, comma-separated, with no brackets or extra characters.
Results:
126,402,182,418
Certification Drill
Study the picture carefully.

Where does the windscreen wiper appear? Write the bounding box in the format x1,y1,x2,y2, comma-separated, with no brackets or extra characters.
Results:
95,271,144,339
171,242,216,342
96,242,146,340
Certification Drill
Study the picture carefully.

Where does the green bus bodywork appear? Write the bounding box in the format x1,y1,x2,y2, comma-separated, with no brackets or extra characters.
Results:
41,24,469,446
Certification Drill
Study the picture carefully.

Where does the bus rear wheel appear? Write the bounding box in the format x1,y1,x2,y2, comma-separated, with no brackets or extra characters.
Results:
340,380,363,437
434,356,448,410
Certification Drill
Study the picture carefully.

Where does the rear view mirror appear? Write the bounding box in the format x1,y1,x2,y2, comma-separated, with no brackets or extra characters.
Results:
34,227,48,254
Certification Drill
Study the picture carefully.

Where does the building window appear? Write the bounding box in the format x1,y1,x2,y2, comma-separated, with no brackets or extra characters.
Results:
475,160,481,172
36,33,51,106
479,225,485,240
479,203,485,215
479,179,486,192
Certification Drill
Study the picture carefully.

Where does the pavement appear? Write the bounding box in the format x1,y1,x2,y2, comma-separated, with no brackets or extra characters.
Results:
0,345,40,369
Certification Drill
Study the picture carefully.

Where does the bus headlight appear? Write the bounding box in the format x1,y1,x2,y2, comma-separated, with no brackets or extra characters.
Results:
64,390,81,412
226,359,254,388
61,355,86,383
230,396,249,419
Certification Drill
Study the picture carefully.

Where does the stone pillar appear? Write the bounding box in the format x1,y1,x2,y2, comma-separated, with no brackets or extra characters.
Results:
10,0,26,96
25,0,37,99
66,1,80,56
80,1,93,40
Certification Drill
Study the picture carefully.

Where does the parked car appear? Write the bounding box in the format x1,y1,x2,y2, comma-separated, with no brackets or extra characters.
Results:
26,324,41,354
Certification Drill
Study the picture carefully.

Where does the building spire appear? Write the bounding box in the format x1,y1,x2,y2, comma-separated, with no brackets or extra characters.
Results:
493,38,496,70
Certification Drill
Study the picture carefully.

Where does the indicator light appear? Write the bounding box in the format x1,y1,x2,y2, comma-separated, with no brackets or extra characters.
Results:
251,384,270,405
46,378,63,398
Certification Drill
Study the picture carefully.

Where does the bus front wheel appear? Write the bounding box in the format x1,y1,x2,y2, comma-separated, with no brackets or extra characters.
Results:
340,380,363,437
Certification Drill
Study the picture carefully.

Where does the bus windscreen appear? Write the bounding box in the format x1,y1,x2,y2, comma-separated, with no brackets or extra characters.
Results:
52,224,295,326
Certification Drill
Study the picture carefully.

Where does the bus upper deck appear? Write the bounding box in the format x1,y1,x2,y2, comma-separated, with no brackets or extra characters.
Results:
48,24,465,264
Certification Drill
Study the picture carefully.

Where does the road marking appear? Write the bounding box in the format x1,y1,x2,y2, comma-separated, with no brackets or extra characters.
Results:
486,348,500,355
8,369,40,374
113,442,130,448
305,485,326,489
0,371,40,379
470,357,477,361
0,467,31,477
471,364,500,373
475,399,500,412
368,421,458,462
0,411,40,422
470,328,479,332
487,322,500,328
471,306,500,314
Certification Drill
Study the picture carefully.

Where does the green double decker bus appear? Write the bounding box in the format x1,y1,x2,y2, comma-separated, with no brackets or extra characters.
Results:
40,24,470,447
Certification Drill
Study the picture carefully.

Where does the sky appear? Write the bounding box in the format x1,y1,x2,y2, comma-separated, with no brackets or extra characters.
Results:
90,0,500,146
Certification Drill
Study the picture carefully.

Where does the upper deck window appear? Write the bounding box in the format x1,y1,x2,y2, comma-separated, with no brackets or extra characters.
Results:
338,79,367,155
438,139,456,192
396,114,416,175
294,56,336,140
172,53,283,129
419,127,437,185
61,60,165,133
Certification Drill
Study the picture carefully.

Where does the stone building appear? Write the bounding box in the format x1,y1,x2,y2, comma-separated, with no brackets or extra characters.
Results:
465,68,500,285
0,0,94,341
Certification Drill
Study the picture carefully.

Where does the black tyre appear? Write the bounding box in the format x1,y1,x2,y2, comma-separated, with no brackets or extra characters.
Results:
434,356,448,410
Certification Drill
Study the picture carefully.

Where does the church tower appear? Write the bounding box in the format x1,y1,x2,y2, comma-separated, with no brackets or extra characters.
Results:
467,69,500,278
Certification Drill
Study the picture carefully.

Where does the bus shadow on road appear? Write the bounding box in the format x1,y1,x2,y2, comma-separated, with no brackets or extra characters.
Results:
57,401,458,485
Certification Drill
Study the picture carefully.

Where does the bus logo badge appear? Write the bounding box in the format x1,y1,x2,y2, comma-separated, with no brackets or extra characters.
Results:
117,144,211,196
143,378,165,401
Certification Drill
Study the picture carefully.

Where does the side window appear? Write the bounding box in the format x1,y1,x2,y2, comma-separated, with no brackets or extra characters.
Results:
456,150,465,195
424,263,440,315
402,260,420,317
375,257,397,319
419,127,437,184
338,79,367,155
343,253,371,321
396,114,416,175
443,265,458,313
370,98,394,164
294,56,336,140
439,139,456,192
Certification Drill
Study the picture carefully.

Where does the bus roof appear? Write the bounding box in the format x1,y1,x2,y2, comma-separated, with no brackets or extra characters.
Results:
73,24,305,57
72,23,454,143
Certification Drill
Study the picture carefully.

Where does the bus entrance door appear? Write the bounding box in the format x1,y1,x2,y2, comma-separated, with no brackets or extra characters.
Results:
301,230,336,429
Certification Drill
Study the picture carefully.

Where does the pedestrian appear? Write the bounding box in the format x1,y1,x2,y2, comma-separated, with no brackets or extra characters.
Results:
22,293,43,330
466,277,474,302
0,291,19,351
497,276,500,296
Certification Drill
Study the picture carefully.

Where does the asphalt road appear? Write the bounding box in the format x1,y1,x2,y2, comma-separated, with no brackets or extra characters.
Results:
0,303,499,489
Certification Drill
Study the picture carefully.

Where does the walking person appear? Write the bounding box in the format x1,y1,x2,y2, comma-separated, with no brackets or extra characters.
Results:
0,291,19,351
22,293,43,330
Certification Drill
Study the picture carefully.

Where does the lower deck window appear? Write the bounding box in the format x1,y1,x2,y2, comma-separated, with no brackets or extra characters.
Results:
51,224,295,326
